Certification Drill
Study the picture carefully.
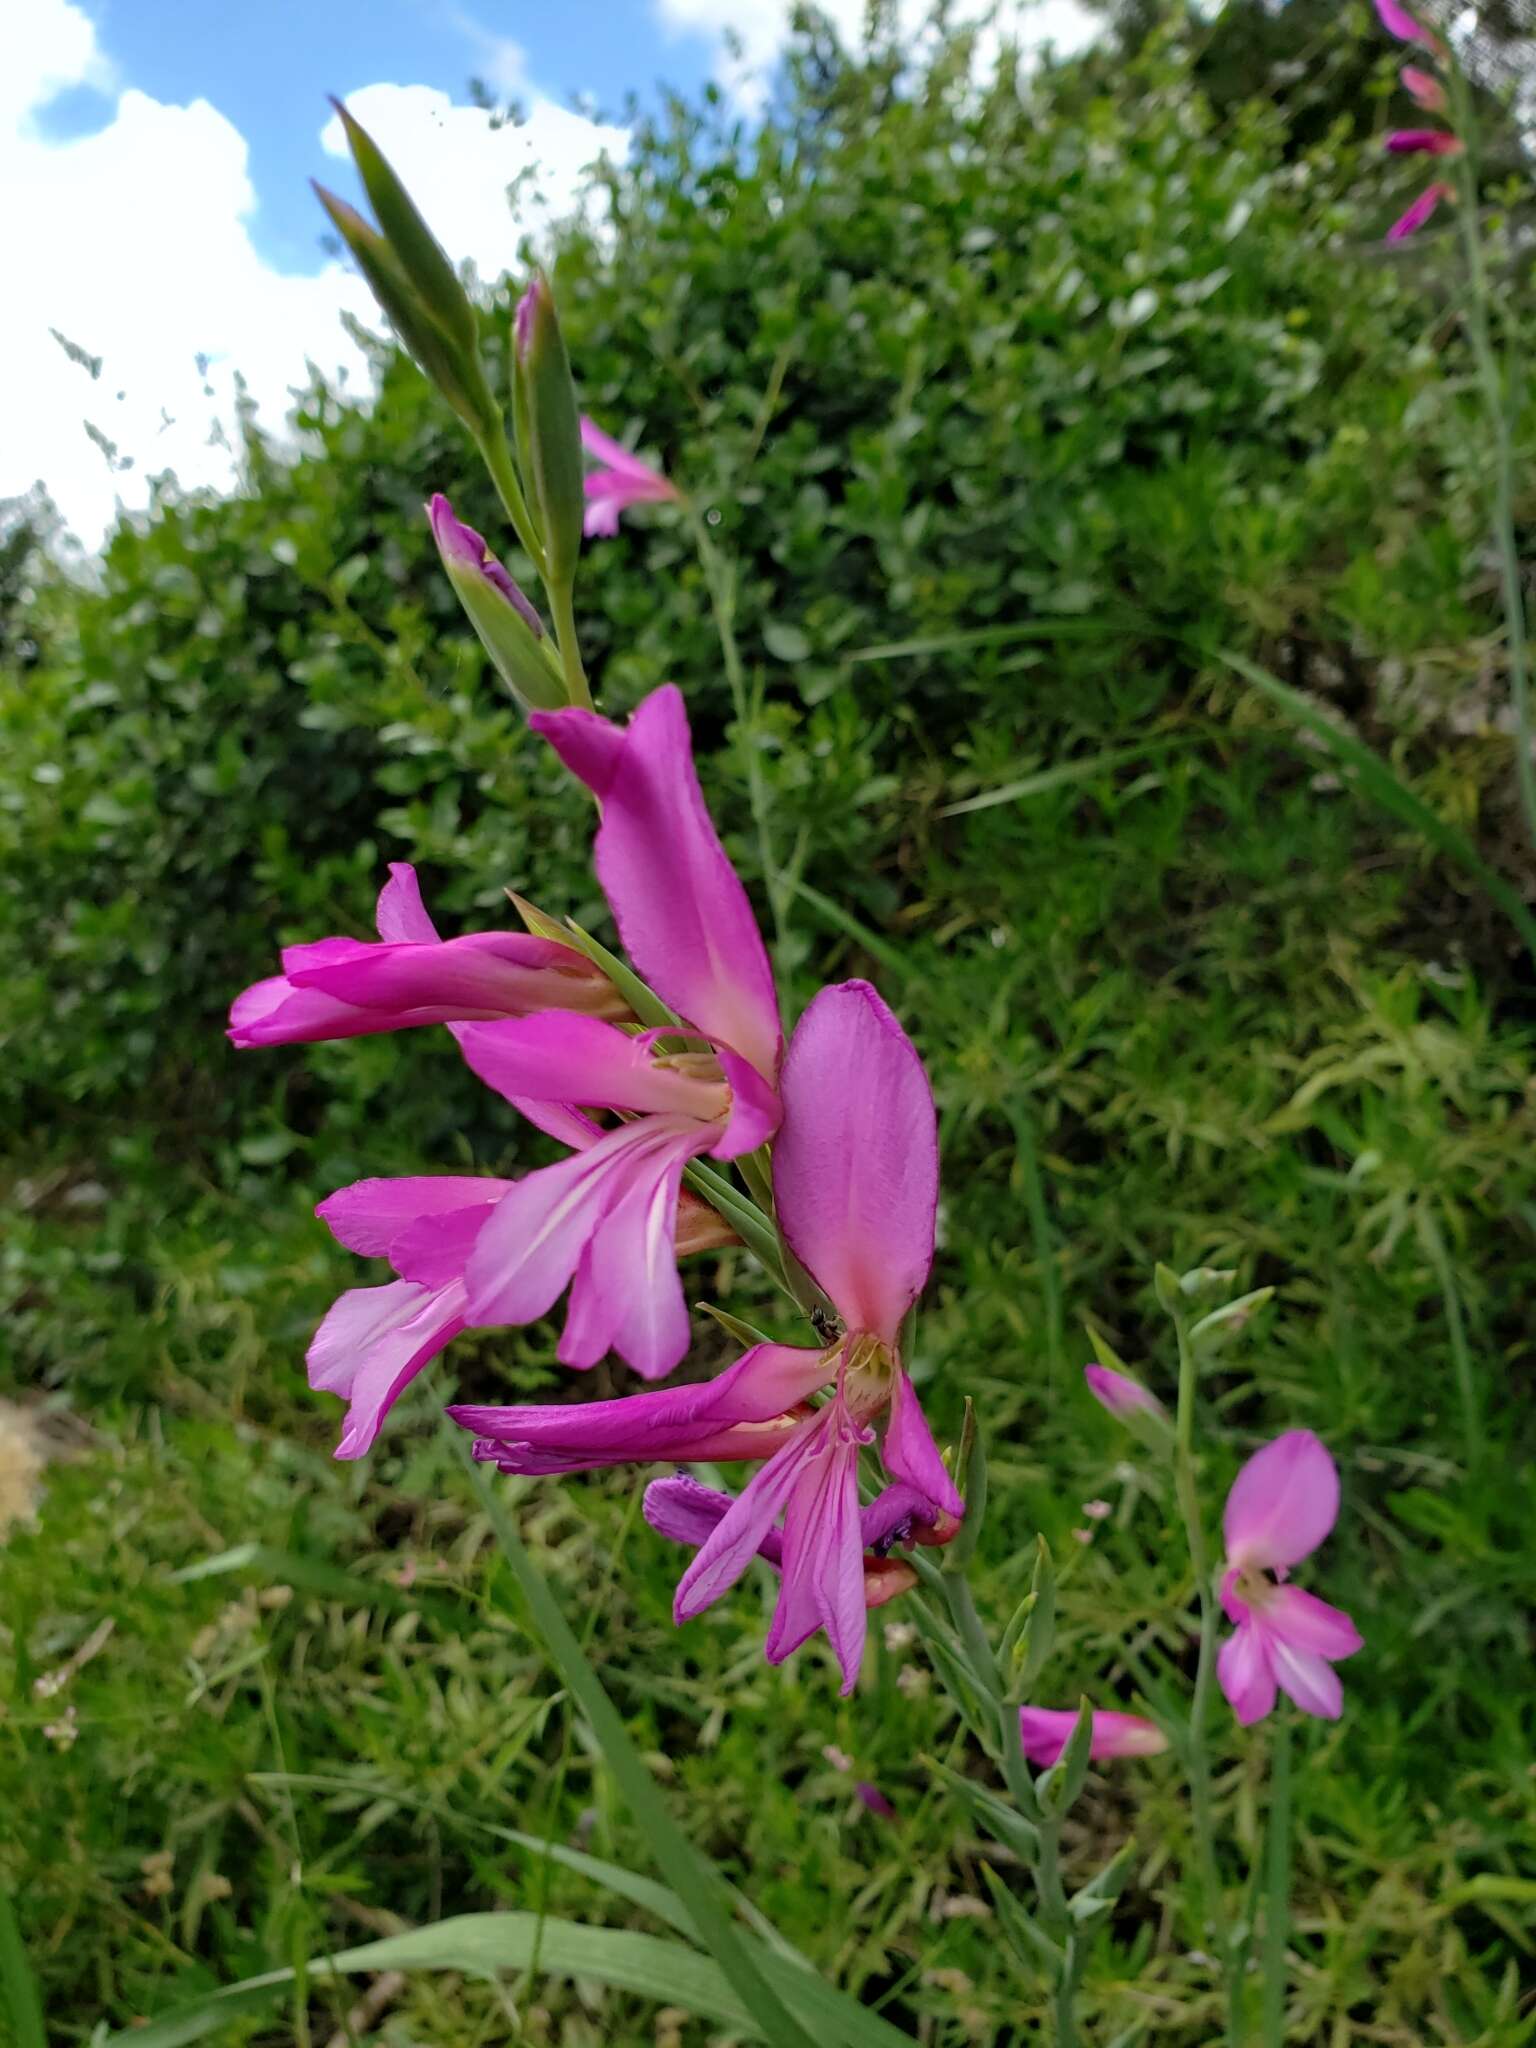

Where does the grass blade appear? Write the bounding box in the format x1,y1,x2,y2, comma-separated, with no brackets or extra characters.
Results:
1213,646,1536,960
1261,1715,1292,2048
0,1886,45,2048
939,741,1185,818
466,1459,823,2048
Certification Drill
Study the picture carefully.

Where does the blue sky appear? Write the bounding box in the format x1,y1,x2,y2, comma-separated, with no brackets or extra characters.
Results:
37,0,715,274
3,0,1096,544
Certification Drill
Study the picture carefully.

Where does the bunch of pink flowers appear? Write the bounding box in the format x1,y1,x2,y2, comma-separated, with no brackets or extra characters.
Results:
233,671,961,1693
1375,0,1461,241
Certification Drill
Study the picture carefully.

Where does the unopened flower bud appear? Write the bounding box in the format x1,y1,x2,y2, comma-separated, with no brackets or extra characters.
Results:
1083,1364,1174,1453
427,494,564,711
512,275,586,585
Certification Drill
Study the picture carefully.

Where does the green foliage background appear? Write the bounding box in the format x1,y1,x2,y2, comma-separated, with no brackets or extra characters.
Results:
3,10,1534,2043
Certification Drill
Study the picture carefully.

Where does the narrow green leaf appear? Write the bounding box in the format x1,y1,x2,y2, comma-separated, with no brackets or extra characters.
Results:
940,742,1184,819
978,1864,1062,1974
467,1462,822,2048
1261,1715,1291,2048
924,1755,1040,1863
1214,646,1536,961
783,876,910,978
0,1886,46,2048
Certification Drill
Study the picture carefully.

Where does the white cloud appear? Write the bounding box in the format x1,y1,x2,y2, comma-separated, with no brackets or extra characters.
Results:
320,83,627,284
655,0,1101,106
1,0,626,549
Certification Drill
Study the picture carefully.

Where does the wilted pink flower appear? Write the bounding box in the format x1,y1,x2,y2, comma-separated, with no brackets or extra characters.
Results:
454,978,965,1691
1386,180,1455,241
1216,1430,1362,1726
229,864,623,1048
307,1154,734,1459
1083,1363,1167,1426
1386,129,1463,155
579,416,678,537
452,685,782,1380
1017,1708,1168,1768
1401,64,1447,111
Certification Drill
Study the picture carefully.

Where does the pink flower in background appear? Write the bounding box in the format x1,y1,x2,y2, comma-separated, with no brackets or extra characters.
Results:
579,417,678,537
229,864,623,1048
1385,129,1462,155
1373,0,1446,54
453,684,782,1379
455,978,964,1692
1017,1708,1168,1768
1216,1431,1362,1725
1084,1363,1167,1426
1401,64,1447,111
1386,180,1455,242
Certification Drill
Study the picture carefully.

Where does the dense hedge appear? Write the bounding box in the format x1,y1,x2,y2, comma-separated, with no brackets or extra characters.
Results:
2,17,1514,1151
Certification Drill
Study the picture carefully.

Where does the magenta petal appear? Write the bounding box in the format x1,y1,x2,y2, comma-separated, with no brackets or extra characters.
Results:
1223,1430,1340,1571
557,1129,700,1377
883,1370,964,1519
1217,1621,1278,1726
533,687,781,1086
307,1277,465,1459
1386,181,1451,241
292,931,607,1017
712,1048,780,1158
582,495,624,539
451,1340,832,1452
1266,1585,1362,1661
376,863,440,942
765,1424,869,1693
457,1014,726,1120
1017,1708,1168,1767
316,1177,509,1260
464,1115,712,1372
228,975,379,1047
1269,1640,1345,1718
644,1474,786,1568
773,981,937,1343
387,1201,503,1289
580,415,662,481
1401,64,1447,110
1083,1362,1167,1423
859,1479,941,1552
1374,0,1428,40
1385,128,1461,155
674,1412,823,1620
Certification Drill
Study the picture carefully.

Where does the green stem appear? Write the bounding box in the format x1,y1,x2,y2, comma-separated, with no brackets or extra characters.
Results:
1449,79,1536,855
477,431,547,581
1261,1716,1291,2048
945,1575,1078,2045
1172,1312,1236,2038
548,577,593,710
682,499,788,962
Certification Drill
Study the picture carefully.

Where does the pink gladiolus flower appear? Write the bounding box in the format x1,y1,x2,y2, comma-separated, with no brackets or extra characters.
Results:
229,863,624,1048
1216,1430,1362,1726
1017,1708,1168,1768
579,416,678,537
1401,64,1448,111
1386,128,1463,154
1386,179,1455,241
308,1162,734,1459
1083,1363,1167,1425
307,1174,511,1458
1373,0,1445,51
450,685,781,1379
644,1472,925,1611
453,978,965,1691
